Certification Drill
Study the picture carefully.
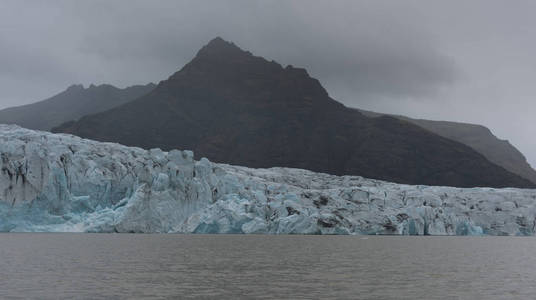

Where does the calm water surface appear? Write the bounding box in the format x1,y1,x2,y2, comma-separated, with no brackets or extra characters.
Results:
0,234,534,299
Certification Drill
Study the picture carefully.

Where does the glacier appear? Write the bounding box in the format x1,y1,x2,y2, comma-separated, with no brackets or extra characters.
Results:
0,124,535,235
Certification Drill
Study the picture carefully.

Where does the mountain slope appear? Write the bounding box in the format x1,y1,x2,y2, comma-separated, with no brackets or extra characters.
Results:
54,37,535,188
0,83,155,131
358,109,536,184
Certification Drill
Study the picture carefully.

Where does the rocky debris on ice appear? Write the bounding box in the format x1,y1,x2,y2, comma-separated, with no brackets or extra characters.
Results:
0,124,535,235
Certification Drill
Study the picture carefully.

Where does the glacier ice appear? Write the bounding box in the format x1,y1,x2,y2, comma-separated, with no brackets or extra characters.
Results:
0,124,535,235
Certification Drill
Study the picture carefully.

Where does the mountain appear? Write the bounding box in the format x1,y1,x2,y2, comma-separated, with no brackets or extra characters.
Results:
0,83,155,131
2,124,536,234
53,37,535,188
358,109,536,185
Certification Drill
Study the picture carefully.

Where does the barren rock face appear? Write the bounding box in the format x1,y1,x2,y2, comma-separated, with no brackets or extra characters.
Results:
1,124,535,235
358,108,536,185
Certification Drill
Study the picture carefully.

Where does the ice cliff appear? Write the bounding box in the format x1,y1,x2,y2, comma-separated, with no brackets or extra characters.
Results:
1,124,535,235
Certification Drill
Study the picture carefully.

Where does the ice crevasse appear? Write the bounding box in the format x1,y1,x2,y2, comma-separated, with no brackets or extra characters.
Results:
0,124,535,235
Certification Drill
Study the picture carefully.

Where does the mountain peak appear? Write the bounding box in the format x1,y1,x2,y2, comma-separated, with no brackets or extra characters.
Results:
207,36,230,46
66,84,84,92
165,37,328,101
205,36,240,49
195,37,252,60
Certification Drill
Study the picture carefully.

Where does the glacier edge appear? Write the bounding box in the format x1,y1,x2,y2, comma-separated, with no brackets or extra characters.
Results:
0,124,535,235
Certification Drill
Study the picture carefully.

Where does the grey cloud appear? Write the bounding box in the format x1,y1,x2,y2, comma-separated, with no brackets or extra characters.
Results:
54,0,457,99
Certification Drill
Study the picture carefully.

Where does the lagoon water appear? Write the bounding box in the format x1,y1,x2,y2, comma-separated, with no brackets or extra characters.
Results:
0,234,534,299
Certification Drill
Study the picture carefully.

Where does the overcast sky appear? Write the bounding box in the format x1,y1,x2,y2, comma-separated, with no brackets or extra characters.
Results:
1,0,535,167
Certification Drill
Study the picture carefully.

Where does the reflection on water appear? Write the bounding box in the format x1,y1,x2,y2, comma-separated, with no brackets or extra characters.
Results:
0,234,534,299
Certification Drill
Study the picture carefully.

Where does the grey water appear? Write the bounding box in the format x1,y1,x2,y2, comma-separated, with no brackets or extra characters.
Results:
0,234,534,299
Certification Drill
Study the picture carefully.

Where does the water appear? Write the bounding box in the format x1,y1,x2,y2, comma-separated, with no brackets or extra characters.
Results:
0,234,534,299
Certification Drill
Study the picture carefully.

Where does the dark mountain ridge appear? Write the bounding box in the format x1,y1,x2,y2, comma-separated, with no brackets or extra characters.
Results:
0,83,155,131
358,109,536,185
54,37,535,188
